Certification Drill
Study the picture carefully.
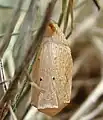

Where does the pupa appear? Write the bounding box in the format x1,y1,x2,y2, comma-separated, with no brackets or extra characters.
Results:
31,22,73,116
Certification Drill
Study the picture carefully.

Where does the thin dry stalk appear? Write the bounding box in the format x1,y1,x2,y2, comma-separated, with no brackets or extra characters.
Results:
0,0,57,118
0,59,17,120
80,102,103,120
69,11,101,46
0,0,24,57
70,37,103,120
58,0,67,26
92,0,100,10
63,0,73,34
70,75,103,120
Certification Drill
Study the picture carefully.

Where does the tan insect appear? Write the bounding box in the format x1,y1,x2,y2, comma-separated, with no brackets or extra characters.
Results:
31,22,73,116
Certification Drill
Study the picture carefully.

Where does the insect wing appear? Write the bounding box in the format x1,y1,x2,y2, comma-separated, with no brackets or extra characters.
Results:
31,23,73,116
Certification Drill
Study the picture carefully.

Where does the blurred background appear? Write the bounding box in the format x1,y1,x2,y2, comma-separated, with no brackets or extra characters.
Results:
0,0,103,120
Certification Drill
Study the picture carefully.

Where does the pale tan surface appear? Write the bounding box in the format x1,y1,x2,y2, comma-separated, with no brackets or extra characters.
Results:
31,23,73,116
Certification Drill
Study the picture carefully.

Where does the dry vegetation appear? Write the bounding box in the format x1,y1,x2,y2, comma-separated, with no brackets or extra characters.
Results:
0,0,103,120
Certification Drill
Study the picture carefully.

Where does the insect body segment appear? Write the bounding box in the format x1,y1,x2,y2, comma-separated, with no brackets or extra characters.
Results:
31,22,73,116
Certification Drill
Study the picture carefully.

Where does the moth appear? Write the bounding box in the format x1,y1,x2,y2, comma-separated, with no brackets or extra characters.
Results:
31,22,73,116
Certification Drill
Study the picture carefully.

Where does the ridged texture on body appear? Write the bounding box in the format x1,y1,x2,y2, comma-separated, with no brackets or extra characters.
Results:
31,23,73,116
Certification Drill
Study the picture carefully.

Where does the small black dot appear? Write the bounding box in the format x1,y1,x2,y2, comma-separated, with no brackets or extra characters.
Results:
40,78,42,81
52,77,55,80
